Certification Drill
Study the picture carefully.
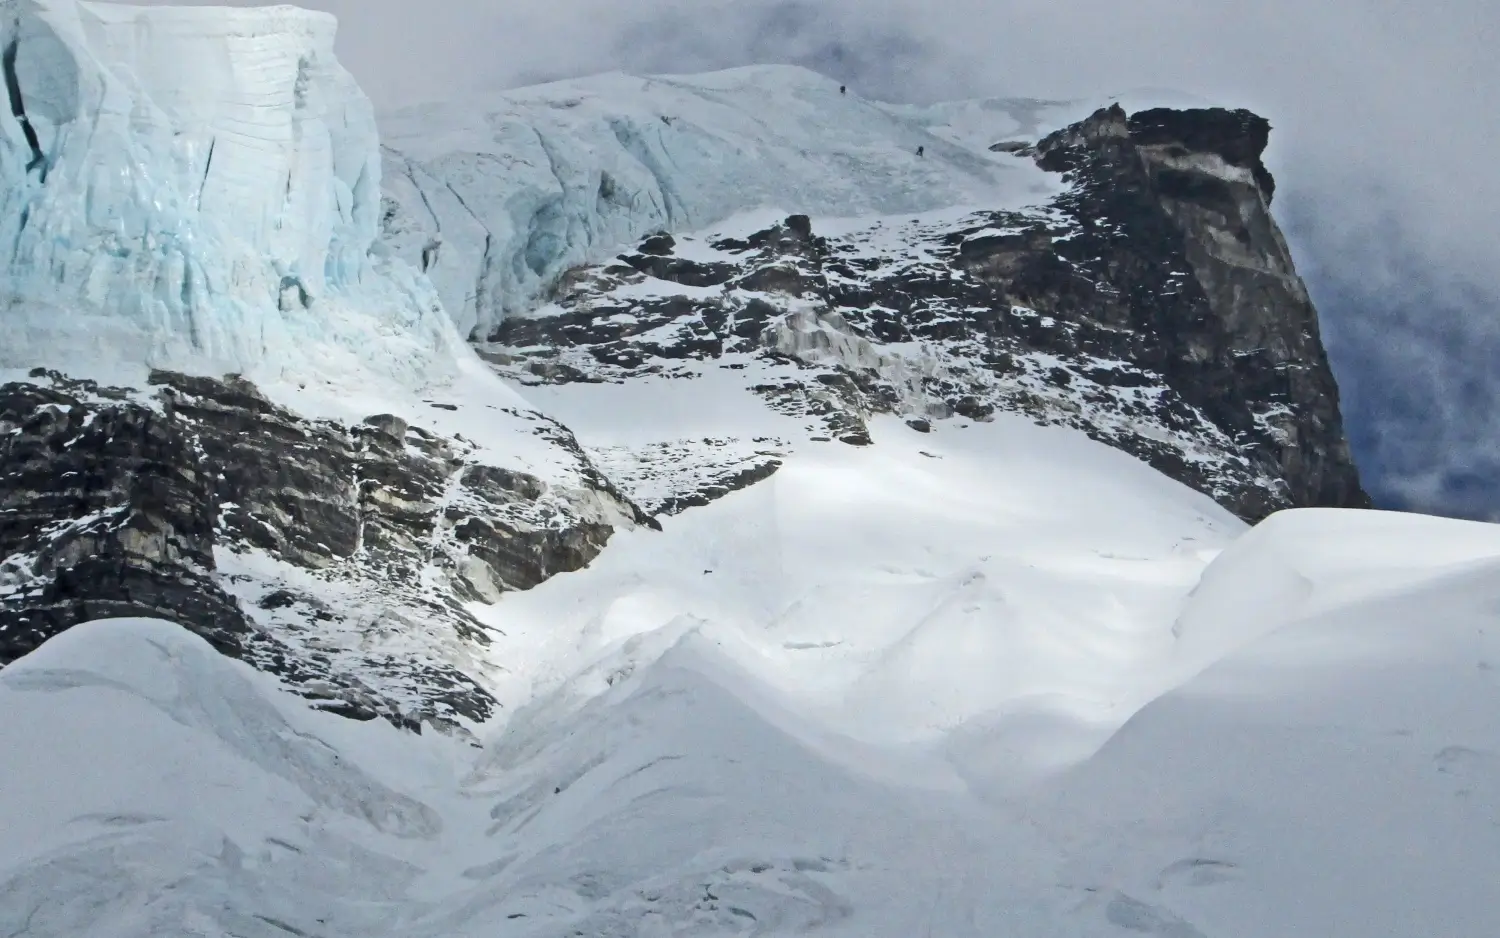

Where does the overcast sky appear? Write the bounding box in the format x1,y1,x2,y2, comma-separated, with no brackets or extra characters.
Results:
126,0,1500,519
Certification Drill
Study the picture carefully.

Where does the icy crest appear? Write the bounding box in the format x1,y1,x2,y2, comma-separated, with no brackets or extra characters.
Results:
379,65,1069,339
0,0,460,386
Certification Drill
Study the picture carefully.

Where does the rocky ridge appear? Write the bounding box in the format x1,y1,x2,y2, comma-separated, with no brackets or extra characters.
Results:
482,105,1369,522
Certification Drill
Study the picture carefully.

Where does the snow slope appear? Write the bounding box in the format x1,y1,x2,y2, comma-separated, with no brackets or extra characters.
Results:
8,398,1498,935
378,65,1069,338
0,0,461,388
378,67,1219,342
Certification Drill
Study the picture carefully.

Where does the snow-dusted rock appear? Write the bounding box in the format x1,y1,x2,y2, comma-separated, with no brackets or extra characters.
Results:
481,105,1369,521
0,367,654,735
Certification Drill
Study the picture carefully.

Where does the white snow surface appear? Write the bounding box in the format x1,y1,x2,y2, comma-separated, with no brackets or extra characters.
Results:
7,401,1500,934
378,65,1070,338
2,22,1488,931
0,0,462,389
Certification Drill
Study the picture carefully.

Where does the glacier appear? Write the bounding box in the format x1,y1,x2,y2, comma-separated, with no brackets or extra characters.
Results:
0,0,461,388
0,4,1204,392
378,65,1079,340
377,67,1217,343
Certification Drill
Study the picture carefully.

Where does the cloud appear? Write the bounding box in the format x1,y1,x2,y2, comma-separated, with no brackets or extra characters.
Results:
105,0,1500,519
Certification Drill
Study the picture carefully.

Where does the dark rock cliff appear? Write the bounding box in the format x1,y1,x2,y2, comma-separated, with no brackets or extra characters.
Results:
0,369,648,735
1036,104,1367,514
485,105,1369,521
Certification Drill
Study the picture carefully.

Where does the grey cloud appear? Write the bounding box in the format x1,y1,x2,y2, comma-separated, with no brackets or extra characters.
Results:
102,0,1500,518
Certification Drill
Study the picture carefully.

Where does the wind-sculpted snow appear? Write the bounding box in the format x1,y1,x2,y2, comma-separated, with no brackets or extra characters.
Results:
0,619,443,936
0,0,460,388
1045,509,1500,937
6,440,1500,935
378,65,1069,339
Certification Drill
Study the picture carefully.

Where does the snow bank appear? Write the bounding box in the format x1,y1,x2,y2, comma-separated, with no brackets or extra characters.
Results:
0,0,461,389
1170,507,1500,669
6,441,1500,934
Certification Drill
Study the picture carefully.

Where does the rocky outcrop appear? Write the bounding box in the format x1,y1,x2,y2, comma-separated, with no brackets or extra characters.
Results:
0,376,252,665
0,369,648,735
482,106,1369,521
1034,105,1367,514
583,438,787,518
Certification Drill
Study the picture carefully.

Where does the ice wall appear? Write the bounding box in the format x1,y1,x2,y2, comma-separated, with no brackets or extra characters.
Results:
0,0,459,386
378,65,1067,340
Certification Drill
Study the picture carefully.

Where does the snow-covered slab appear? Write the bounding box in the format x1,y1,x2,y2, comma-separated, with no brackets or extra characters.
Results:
1040,508,1500,937
475,413,1245,740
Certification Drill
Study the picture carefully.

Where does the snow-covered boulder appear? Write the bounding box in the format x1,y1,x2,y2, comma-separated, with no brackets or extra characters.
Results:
0,0,459,387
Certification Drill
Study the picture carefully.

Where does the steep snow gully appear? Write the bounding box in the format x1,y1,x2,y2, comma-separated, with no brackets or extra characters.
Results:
2,3,1497,937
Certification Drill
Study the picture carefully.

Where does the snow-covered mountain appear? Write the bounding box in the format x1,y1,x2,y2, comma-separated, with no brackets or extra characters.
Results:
2,3,1494,936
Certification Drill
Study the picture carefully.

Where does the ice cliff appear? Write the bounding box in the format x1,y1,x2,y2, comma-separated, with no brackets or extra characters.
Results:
0,0,458,386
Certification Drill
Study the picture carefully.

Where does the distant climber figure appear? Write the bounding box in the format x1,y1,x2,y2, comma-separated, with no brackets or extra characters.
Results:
840,84,846,95
421,233,443,272
916,145,924,158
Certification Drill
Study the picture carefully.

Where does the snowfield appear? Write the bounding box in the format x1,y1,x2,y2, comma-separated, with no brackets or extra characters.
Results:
5,411,1498,936
0,5,1487,935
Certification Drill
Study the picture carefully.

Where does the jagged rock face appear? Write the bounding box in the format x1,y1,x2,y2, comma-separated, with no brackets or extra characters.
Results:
1037,105,1367,514
485,106,1369,521
0,377,250,661
0,369,643,735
